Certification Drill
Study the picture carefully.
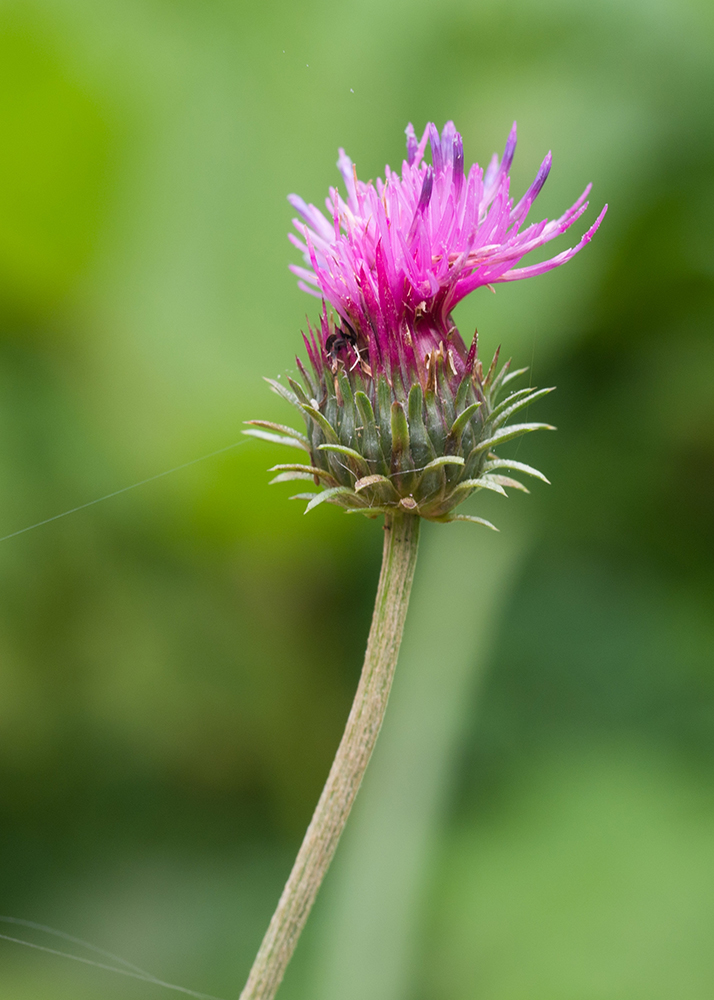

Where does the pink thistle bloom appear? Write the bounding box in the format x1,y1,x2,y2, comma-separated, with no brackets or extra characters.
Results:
288,121,606,387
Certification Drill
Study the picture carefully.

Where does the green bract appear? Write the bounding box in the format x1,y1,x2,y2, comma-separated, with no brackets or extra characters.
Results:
245,344,553,530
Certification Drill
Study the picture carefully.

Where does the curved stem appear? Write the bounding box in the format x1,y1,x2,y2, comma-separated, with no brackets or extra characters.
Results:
239,512,421,1000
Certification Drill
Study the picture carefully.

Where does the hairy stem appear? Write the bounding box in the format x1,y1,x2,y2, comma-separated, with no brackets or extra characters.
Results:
239,512,421,1000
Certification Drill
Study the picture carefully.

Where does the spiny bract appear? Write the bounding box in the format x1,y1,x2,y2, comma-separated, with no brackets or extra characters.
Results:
246,325,553,529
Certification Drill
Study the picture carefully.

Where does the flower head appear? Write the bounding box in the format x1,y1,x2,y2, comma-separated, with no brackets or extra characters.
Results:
288,121,606,389
247,122,605,526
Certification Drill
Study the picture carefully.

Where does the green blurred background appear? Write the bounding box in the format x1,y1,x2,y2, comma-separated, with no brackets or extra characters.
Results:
0,0,713,997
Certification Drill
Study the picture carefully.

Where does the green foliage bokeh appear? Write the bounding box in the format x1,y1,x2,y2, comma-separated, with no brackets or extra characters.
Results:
0,0,713,997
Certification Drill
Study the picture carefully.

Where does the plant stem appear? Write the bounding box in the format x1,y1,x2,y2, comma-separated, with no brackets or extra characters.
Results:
239,512,421,1000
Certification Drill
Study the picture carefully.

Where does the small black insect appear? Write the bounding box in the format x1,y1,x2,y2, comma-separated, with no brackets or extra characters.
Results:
325,320,359,372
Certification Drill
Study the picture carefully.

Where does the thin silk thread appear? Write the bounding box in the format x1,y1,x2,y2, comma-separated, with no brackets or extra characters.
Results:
0,439,248,544
0,918,226,1000
0,915,155,975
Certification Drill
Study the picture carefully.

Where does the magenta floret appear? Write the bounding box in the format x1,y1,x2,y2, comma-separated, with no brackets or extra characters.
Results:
288,121,606,388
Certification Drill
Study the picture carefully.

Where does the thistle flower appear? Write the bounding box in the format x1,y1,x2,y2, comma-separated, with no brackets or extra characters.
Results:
246,121,606,527
239,122,606,1000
